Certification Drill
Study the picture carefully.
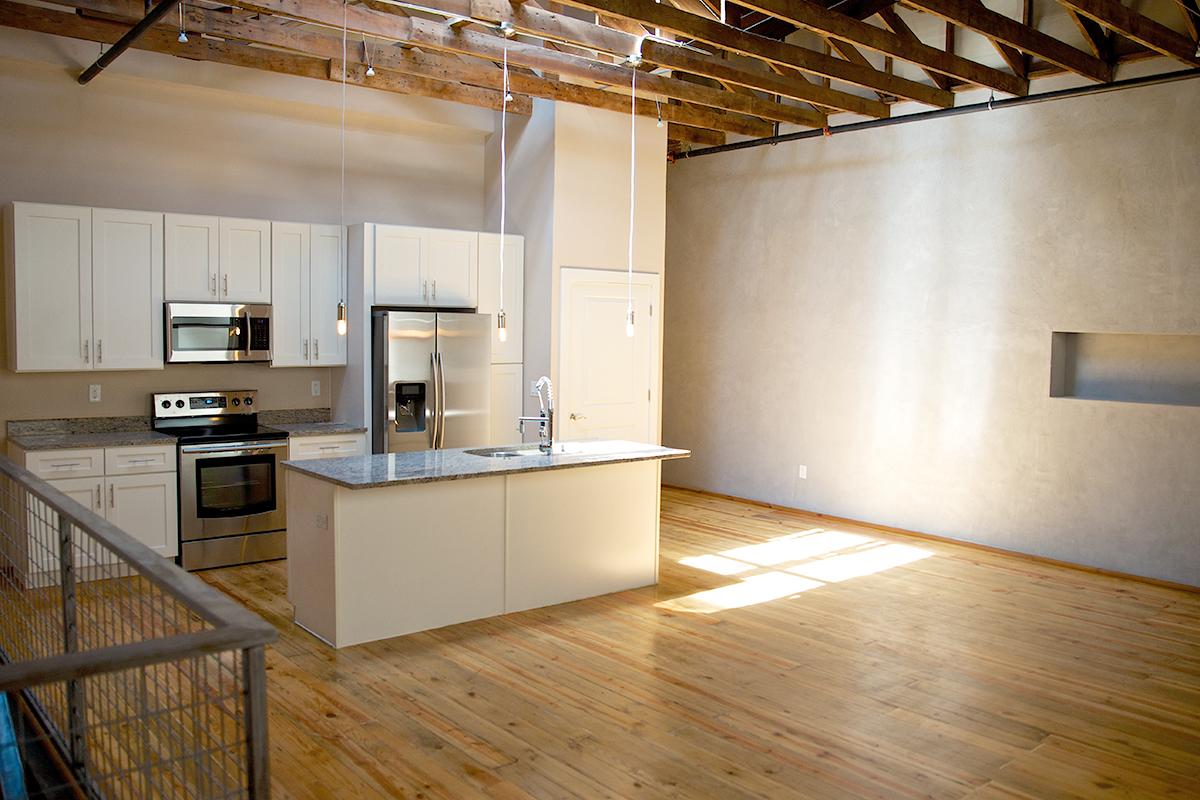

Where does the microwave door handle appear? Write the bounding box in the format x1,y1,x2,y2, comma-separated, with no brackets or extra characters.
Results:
243,311,252,354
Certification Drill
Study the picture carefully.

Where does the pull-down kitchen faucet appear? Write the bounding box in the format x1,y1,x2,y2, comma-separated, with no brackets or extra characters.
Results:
517,376,555,453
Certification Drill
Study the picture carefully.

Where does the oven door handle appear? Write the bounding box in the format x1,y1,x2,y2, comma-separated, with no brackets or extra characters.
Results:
180,441,287,455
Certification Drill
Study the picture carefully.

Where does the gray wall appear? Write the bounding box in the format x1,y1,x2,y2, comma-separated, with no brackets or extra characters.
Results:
663,78,1200,586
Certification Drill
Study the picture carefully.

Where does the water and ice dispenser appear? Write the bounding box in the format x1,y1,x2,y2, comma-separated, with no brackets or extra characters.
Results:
393,382,427,433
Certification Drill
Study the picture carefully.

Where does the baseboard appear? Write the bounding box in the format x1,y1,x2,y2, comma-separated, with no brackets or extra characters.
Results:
661,484,1200,595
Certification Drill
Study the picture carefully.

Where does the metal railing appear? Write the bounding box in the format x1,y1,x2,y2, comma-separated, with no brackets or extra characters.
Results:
0,456,276,799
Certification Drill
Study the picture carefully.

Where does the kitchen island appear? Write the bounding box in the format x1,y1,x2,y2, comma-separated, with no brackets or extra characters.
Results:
282,441,689,648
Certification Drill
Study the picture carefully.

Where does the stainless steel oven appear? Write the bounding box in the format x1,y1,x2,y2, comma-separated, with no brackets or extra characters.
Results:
165,302,272,363
154,390,289,570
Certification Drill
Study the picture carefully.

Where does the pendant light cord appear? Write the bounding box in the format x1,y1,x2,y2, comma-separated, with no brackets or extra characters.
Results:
338,0,348,313
499,46,508,319
627,65,636,321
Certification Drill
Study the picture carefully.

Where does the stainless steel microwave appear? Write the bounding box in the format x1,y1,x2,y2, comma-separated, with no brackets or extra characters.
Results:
165,302,272,363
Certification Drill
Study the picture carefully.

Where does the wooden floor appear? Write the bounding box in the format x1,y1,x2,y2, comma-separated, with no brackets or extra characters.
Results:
200,487,1200,799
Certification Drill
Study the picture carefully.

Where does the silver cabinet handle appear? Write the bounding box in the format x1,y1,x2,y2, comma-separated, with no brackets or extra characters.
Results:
126,458,156,465
95,483,102,511
423,280,428,301
223,274,228,296
210,273,217,295
303,339,309,359
97,339,102,364
50,461,82,470
314,339,319,360
432,280,437,301
108,483,115,510
83,340,89,364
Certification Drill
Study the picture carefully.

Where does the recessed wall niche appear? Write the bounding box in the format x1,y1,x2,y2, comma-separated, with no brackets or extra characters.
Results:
1050,332,1200,408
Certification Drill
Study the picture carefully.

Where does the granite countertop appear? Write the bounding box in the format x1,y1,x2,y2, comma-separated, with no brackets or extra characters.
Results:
9,431,175,451
282,440,690,490
264,422,368,436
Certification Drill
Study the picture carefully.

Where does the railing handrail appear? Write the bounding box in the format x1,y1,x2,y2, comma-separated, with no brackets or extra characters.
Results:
0,454,276,686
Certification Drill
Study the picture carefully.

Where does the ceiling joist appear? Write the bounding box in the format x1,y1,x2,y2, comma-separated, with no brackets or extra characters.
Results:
1057,0,1200,65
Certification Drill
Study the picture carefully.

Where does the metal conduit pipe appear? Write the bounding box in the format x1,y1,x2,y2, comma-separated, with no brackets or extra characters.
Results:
675,67,1200,160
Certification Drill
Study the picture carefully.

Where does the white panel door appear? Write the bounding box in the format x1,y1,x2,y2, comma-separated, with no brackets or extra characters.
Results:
489,363,524,445
92,208,164,371
559,268,660,444
270,222,310,367
310,224,346,366
219,217,271,302
106,474,179,558
374,225,424,305
164,214,219,301
478,234,524,364
8,202,92,371
426,229,477,307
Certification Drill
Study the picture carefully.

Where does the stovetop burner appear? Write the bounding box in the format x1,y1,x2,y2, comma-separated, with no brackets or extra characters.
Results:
152,390,287,444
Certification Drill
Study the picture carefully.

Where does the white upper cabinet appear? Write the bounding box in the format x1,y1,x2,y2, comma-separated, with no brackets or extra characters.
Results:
219,217,271,303
5,203,93,372
270,222,346,368
374,226,477,308
91,208,163,370
426,229,477,308
478,233,524,364
310,224,346,366
270,222,310,368
164,214,219,301
374,225,424,305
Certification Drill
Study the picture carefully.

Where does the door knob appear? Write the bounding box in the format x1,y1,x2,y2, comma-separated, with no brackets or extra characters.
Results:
569,413,586,421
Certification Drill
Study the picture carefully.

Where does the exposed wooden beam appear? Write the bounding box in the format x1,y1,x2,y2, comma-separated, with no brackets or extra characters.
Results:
824,37,890,100
875,5,949,89
77,0,767,135
465,0,875,116
1067,8,1114,62
552,0,957,106
666,122,725,146
731,0,1028,94
0,0,521,111
1179,0,1199,41
901,0,1112,82
226,0,805,130
1057,0,1200,65
829,0,900,20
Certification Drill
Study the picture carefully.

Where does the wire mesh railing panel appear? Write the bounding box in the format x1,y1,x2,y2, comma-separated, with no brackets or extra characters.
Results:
0,458,274,799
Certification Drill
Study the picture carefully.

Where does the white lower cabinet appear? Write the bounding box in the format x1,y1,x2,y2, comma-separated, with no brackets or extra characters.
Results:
288,432,368,461
105,473,178,558
489,363,524,446
12,443,179,567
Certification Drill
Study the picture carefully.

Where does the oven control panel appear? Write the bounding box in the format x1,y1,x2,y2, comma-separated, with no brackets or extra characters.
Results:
154,390,258,419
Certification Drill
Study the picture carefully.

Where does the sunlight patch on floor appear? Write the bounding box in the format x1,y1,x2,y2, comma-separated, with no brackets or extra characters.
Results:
659,528,933,614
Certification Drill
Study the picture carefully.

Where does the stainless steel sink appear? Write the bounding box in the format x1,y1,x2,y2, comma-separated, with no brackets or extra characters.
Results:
465,441,640,459
464,445,546,458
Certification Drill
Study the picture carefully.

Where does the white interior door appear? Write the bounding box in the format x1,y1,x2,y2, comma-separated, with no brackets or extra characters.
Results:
559,268,660,444
270,222,310,367
91,208,163,370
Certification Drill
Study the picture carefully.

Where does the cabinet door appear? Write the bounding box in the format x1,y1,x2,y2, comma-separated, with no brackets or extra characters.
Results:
106,474,179,558
270,222,310,367
477,234,523,363
489,363,524,446
48,477,105,518
310,224,347,366
426,229,478,307
6,202,92,371
164,214,219,301
219,217,271,302
92,208,164,370
374,225,425,305
39,477,106,575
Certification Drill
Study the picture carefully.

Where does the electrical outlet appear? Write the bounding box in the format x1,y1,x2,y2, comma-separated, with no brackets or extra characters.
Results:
530,381,539,397
88,384,101,403
311,380,322,397
315,512,329,530
797,465,807,480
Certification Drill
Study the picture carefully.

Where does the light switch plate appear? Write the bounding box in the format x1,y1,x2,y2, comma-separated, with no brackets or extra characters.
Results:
797,465,807,480
311,380,321,397
88,384,101,403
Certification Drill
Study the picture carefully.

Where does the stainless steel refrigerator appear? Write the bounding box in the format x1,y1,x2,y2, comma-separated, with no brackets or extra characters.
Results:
371,310,492,453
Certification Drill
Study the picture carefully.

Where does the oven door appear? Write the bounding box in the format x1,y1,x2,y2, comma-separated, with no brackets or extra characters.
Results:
165,302,272,363
178,440,287,541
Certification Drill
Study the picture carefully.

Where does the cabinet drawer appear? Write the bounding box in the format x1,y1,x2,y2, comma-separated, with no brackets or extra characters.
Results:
24,448,105,479
288,434,367,461
105,445,177,476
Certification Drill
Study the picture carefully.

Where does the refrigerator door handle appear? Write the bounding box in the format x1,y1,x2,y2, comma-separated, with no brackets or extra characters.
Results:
436,351,447,448
429,352,440,449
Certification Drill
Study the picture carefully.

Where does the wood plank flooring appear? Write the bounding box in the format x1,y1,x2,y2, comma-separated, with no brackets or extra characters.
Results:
199,487,1200,799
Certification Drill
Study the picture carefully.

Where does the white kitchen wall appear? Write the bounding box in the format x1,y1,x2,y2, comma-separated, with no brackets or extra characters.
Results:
0,26,494,443
663,77,1200,586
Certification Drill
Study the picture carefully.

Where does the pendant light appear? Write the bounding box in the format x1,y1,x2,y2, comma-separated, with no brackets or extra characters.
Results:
336,0,349,337
177,2,188,42
624,56,638,338
496,45,511,344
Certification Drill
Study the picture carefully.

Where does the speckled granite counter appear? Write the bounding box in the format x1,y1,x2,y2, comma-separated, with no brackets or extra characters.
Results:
9,431,175,450
265,422,367,436
282,440,689,490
